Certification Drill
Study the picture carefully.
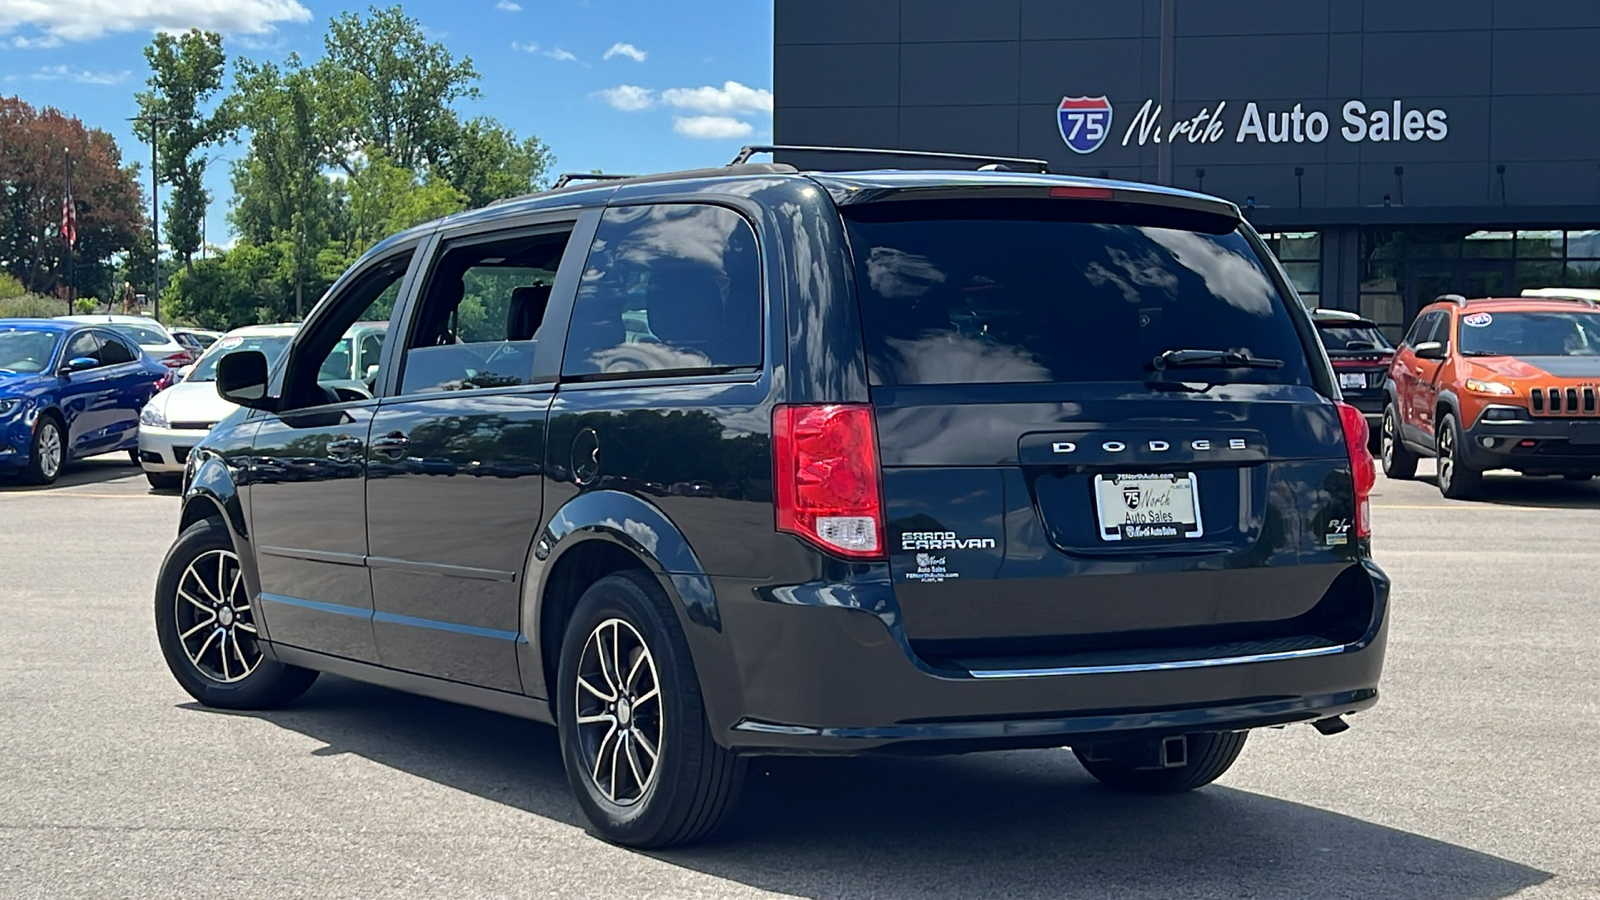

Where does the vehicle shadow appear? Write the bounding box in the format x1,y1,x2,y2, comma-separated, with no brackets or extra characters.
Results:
194,676,1552,900
0,453,144,492
1419,468,1600,509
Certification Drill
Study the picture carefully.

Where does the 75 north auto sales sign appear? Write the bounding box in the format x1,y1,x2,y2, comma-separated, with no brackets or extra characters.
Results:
1058,96,1450,150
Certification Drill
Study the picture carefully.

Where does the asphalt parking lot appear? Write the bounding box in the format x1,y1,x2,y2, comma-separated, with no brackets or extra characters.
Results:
2,457,1597,899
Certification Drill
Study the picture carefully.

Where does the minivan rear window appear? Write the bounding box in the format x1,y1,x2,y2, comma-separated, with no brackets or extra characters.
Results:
844,201,1314,387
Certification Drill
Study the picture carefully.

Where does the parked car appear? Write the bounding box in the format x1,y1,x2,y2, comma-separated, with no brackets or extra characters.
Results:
139,322,387,490
0,318,167,484
56,314,192,370
1382,290,1600,497
153,149,1387,848
170,328,222,357
1312,309,1395,448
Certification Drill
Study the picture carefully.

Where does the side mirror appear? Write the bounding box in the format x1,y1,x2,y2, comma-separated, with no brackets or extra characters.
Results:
216,350,274,410
58,356,98,375
1413,341,1447,360
364,363,380,380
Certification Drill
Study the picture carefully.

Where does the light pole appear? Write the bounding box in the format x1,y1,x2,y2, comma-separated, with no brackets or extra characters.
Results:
130,113,168,319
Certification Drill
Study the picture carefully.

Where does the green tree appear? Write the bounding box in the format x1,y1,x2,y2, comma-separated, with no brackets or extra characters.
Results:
320,5,480,174
136,30,233,271
436,116,554,207
347,151,467,251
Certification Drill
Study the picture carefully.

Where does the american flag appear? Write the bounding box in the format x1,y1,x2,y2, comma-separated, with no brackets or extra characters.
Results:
61,153,76,247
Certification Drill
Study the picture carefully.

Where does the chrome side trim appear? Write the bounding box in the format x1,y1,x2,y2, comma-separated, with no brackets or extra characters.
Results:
966,644,1347,679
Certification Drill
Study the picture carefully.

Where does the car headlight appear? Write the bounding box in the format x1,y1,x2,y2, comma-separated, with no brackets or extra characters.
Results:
1465,379,1516,396
139,404,169,428
0,398,18,416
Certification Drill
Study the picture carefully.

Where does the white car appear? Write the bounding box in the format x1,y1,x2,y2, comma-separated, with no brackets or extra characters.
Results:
137,322,388,489
56,314,192,370
137,325,300,490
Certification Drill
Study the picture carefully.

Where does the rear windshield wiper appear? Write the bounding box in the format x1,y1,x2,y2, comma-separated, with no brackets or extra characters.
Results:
1152,348,1284,371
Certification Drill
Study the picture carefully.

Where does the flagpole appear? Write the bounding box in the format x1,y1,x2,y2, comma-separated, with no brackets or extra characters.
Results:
63,149,74,316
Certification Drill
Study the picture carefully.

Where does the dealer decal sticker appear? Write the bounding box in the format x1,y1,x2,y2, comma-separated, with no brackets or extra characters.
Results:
1463,313,1493,328
907,553,956,584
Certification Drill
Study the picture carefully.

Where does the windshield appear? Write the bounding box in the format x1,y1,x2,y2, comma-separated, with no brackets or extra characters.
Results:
0,329,61,373
1458,311,1600,357
108,323,171,347
188,334,294,382
1317,323,1393,352
846,202,1313,386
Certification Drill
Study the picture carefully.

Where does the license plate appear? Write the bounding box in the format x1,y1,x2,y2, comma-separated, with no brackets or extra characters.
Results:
1340,372,1366,390
1094,473,1205,542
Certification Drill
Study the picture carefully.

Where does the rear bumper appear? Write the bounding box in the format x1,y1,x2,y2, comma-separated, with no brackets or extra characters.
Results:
702,560,1389,755
1462,416,1600,473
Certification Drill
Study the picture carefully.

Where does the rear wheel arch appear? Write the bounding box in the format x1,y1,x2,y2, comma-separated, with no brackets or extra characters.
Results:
535,537,655,703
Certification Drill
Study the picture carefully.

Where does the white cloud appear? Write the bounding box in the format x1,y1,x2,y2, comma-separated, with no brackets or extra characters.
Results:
673,115,754,140
594,84,655,112
495,0,521,9
543,46,577,62
30,65,130,85
661,81,772,116
11,34,62,48
0,0,311,43
510,40,537,52
603,42,646,62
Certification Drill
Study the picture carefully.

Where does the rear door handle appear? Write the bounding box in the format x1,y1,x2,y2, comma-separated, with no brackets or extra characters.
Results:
326,436,363,460
370,432,409,458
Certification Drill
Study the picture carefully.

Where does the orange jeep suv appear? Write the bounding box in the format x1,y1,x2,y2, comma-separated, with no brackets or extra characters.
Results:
1382,291,1600,498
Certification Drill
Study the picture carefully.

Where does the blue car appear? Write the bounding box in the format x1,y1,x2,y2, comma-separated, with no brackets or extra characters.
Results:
0,319,167,484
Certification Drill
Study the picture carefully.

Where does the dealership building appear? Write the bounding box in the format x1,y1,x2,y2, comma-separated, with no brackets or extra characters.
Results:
773,0,1600,339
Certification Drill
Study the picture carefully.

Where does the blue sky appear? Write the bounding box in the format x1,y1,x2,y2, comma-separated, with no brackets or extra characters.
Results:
0,0,775,246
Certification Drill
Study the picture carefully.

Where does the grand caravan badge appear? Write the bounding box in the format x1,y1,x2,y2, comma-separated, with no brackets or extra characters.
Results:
901,531,997,551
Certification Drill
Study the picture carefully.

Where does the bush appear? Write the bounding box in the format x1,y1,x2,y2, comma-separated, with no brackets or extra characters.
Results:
0,294,68,318
74,297,98,314
0,273,27,301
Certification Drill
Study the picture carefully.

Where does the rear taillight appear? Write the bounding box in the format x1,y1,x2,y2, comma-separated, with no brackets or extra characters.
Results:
772,404,885,559
154,371,176,391
161,351,192,368
1336,402,1376,538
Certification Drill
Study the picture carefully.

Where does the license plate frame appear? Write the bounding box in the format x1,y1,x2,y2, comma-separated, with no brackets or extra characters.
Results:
1093,472,1205,542
1339,372,1367,390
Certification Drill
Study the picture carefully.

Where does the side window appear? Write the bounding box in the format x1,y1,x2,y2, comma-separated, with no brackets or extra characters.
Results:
96,334,137,365
398,228,571,395
284,253,410,409
63,332,101,366
1404,312,1438,347
562,204,762,379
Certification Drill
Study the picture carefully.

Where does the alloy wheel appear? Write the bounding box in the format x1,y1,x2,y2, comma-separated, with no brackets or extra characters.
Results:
174,549,261,683
574,618,663,806
1438,426,1455,491
1381,412,1396,470
38,422,62,480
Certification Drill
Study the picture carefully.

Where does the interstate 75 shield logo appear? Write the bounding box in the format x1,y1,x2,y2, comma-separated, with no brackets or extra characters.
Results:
1058,96,1113,154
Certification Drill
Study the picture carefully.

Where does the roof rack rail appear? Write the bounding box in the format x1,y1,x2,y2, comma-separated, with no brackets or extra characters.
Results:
1520,287,1600,305
1434,293,1468,306
730,144,1051,174
551,172,636,189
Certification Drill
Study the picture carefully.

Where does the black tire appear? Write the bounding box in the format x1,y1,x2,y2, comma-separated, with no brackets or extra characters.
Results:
127,449,142,466
1380,404,1417,480
146,472,183,491
556,570,745,848
1074,731,1249,794
155,518,318,709
1435,412,1482,500
23,415,65,485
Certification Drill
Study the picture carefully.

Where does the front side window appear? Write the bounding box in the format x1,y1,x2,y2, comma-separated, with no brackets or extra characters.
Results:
847,200,1312,386
63,332,101,367
0,328,62,373
399,228,571,395
562,204,763,379
1403,311,1441,347
1458,311,1600,357
282,253,409,409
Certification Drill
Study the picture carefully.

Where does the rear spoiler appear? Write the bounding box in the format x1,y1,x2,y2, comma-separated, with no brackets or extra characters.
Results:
813,176,1242,222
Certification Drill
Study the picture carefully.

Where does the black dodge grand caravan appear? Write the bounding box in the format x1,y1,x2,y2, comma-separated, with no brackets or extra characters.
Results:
155,148,1388,847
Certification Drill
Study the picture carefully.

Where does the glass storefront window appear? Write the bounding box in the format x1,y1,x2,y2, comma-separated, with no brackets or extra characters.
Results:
1463,230,1514,258
1516,230,1564,258
1261,232,1321,305
1567,231,1600,258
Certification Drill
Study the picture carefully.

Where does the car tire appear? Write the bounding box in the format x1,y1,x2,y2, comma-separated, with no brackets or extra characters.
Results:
1380,404,1417,480
1435,412,1482,500
1074,731,1248,794
23,415,65,485
155,518,318,710
146,472,183,491
556,570,745,848
127,449,142,466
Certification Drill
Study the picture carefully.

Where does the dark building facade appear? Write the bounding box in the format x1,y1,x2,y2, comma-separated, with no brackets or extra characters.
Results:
773,0,1600,338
